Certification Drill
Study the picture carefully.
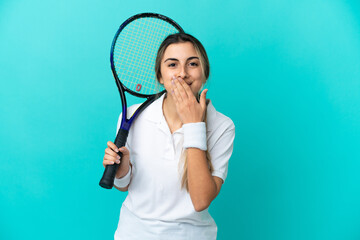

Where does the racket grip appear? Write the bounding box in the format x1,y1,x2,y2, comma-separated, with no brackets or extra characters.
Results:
99,128,129,189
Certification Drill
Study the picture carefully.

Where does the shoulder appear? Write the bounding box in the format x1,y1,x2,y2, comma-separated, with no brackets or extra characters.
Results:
116,103,142,132
206,100,235,134
127,103,142,117
116,95,164,131
116,103,142,121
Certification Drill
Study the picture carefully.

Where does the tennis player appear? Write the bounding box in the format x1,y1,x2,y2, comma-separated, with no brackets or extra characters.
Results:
102,33,235,240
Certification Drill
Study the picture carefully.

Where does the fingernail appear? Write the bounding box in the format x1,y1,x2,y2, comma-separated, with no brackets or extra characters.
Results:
117,155,120,159
115,148,119,152
116,160,120,164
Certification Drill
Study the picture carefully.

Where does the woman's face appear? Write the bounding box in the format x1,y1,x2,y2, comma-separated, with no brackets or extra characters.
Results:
159,42,205,96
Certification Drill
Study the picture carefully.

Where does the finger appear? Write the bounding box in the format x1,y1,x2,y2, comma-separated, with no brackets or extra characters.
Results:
107,141,119,153
178,77,194,99
170,88,178,104
171,80,183,103
103,159,119,167
105,148,121,159
173,78,188,100
104,155,121,164
103,158,116,167
103,159,115,167
200,89,208,110
170,76,177,101
119,147,129,156
104,154,120,162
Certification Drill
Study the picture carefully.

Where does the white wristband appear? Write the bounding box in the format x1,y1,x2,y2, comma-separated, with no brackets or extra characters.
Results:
113,165,132,188
183,122,207,151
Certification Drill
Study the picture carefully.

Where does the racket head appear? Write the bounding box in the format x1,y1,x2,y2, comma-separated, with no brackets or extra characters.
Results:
110,13,184,98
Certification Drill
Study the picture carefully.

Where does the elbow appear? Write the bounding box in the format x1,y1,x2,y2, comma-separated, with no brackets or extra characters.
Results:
190,187,218,212
193,199,211,212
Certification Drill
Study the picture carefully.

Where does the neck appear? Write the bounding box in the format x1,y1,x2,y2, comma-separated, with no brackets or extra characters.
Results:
162,93,182,133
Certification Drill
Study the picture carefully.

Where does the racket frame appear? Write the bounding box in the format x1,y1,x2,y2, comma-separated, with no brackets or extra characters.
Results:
99,13,184,189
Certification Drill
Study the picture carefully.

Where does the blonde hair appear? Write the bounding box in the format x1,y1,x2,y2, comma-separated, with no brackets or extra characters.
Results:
155,33,213,191
179,111,214,191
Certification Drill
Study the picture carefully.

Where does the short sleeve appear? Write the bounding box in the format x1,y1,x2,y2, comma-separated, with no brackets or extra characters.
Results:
208,120,235,183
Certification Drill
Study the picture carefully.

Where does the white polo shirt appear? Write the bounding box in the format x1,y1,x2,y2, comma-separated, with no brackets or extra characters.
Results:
114,94,235,240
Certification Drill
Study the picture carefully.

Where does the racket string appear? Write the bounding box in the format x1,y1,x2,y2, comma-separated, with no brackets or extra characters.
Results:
113,17,180,95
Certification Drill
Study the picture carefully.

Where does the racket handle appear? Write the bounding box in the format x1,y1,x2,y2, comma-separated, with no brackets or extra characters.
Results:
99,128,129,189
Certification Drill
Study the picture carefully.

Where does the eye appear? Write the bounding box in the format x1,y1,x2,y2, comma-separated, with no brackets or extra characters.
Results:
189,62,199,67
168,62,176,67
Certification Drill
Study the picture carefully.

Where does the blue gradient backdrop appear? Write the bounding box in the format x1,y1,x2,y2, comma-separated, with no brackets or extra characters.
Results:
1,0,360,239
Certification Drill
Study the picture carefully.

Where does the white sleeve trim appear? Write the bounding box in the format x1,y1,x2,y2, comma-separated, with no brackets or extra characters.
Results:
212,170,226,183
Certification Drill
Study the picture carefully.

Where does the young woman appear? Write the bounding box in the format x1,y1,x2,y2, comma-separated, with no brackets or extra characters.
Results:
102,33,235,240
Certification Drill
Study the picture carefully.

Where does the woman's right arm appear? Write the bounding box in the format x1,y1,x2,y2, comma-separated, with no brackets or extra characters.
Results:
103,141,131,192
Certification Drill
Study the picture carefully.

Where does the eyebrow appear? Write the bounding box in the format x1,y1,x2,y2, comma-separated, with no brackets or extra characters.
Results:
164,56,199,62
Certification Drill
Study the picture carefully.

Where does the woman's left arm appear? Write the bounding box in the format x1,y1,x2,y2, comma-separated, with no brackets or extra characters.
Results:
171,77,224,212
187,148,223,212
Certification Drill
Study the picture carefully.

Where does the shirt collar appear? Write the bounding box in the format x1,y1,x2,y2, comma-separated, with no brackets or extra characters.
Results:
206,99,216,124
143,93,166,123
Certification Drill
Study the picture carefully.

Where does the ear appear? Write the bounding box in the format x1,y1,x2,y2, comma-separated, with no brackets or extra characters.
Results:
159,77,164,84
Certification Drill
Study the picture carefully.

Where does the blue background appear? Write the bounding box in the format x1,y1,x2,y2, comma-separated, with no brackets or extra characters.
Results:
1,0,360,239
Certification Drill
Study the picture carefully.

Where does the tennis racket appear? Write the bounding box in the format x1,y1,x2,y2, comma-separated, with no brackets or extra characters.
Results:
99,13,184,189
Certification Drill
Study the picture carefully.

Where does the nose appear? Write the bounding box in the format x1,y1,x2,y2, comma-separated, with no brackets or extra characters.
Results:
177,65,188,79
